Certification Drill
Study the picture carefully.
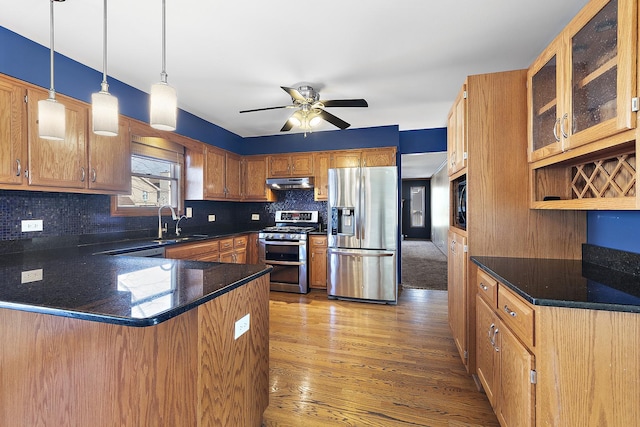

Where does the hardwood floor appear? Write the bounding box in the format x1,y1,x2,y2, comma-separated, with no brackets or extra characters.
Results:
263,289,499,427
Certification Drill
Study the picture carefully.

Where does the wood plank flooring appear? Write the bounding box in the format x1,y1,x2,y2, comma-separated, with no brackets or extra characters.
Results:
263,289,499,427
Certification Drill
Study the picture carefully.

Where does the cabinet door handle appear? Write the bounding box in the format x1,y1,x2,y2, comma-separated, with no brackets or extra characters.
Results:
503,305,517,317
480,282,488,291
488,323,495,345
553,117,561,142
560,113,569,139
493,328,500,352
91,168,97,182
80,167,86,182
15,159,21,177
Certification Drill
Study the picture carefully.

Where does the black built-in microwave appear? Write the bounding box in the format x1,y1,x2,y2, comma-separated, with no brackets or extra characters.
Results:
452,175,467,230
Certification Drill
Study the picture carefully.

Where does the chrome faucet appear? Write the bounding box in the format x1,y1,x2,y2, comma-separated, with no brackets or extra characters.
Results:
157,205,178,239
175,215,188,236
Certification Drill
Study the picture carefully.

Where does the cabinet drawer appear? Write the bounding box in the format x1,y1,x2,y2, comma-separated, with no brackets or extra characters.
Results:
497,285,534,348
234,235,248,249
165,240,219,259
219,238,234,251
476,269,498,307
310,235,327,247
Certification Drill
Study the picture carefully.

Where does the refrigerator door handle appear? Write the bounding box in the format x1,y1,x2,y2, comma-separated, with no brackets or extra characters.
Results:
328,249,394,257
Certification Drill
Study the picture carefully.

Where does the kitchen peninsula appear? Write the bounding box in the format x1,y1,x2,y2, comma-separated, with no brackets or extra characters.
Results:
0,247,271,427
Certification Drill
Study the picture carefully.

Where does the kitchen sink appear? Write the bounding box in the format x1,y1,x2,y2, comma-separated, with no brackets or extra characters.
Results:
153,235,208,244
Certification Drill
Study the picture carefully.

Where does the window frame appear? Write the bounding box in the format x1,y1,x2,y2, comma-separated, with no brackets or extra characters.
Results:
111,135,186,217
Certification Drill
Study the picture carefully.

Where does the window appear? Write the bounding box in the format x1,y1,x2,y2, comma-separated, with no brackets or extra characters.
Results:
111,135,184,216
410,186,426,228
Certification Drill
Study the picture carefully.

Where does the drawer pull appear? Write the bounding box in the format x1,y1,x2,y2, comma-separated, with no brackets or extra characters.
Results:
480,282,488,291
503,305,517,317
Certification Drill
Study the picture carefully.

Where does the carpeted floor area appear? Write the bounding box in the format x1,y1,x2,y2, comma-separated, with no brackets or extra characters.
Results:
401,240,448,290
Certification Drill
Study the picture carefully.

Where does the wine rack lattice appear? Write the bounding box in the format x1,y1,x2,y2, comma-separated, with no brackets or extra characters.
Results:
571,154,636,199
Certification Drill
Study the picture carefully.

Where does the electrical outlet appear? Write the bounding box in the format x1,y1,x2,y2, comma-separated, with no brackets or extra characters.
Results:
208,214,216,222
21,269,43,284
21,219,43,232
186,207,193,218
251,213,260,221
234,313,250,339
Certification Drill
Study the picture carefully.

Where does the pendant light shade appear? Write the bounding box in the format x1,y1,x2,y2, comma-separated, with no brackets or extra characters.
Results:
38,0,66,141
150,0,177,131
92,0,118,136
150,79,177,131
38,97,66,140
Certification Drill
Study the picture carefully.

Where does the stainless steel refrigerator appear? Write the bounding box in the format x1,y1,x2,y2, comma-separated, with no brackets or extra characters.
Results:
327,166,398,303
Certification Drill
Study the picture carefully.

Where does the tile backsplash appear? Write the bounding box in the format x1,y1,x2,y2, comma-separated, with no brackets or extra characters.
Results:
0,189,327,243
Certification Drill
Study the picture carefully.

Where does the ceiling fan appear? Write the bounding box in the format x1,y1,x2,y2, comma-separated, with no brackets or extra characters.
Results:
239,85,368,132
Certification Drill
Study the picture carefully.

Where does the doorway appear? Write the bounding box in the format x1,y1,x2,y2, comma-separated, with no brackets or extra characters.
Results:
401,179,431,240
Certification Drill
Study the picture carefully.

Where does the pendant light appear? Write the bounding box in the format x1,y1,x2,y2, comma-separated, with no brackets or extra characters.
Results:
91,0,119,136
149,0,177,131
38,0,66,141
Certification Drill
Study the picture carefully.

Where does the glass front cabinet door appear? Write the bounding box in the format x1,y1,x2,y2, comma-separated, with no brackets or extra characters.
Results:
528,0,637,162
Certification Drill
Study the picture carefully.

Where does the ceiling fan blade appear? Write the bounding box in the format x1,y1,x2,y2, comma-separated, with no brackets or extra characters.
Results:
319,110,350,130
280,119,294,132
239,105,292,113
322,99,368,108
281,86,306,103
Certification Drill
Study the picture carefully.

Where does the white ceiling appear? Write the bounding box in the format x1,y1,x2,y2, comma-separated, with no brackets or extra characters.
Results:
0,0,589,138
401,153,447,179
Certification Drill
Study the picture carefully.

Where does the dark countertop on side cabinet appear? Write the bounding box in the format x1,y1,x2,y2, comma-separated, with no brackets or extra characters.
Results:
0,246,271,327
471,255,640,313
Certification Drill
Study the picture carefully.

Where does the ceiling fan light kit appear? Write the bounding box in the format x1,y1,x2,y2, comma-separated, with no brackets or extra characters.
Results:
149,0,177,131
240,85,368,133
91,0,119,136
38,0,66,141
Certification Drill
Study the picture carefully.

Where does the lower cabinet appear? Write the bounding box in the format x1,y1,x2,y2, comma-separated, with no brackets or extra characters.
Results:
220,236,248,264
309,235,327,289
448,229,468,367
165,235,249,263
165,240,220,261
475,267,536,427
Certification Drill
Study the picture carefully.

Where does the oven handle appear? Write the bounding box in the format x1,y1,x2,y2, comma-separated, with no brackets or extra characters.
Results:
264,260,305,266
259,240,306,246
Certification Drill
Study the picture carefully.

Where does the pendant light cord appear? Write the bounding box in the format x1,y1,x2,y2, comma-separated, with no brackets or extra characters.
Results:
160,0,168,84
101,0,109,91
48,0,56,99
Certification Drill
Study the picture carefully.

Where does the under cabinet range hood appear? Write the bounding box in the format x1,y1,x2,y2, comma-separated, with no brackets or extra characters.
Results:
266,177,314,190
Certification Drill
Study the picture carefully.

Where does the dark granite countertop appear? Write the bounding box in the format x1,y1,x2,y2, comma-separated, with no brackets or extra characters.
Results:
471,253,640,313
0,235,271,327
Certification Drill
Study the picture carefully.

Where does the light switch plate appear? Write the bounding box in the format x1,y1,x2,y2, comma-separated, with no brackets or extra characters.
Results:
21,269,43,284
21,219,43,232
234,313,250,339
186,207,193,218
251,213,260,221
208,214,216,222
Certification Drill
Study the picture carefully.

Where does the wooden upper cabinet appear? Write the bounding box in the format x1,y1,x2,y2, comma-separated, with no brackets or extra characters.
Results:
0,77,25,186
243,155,275,201
87,118,131,193
203,145,226,199
26,88,88,189
362,147,396,167
528,0,637,162
447,84,467,176
331,150,361,168
313,151,330,200
225,152,242,200
268,153,313,177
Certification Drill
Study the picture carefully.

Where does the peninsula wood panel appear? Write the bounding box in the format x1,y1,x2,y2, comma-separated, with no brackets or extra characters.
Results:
536,305,640,426
0,276,270,427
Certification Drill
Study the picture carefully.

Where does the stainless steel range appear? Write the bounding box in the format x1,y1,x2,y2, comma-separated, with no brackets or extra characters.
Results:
258,210,319,293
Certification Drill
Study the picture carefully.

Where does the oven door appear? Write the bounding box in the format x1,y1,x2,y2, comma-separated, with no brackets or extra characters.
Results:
258,239,308,293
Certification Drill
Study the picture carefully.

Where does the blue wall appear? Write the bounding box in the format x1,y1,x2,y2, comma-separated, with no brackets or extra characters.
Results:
0,26,243,152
